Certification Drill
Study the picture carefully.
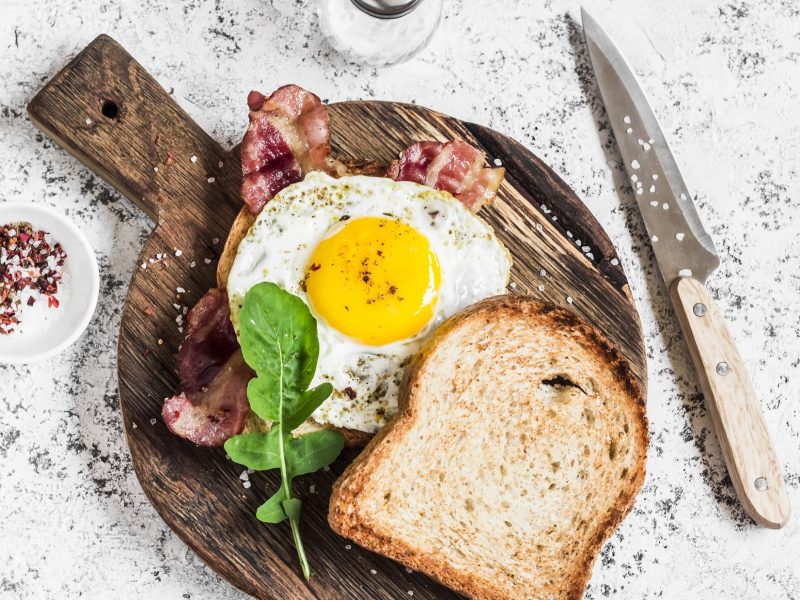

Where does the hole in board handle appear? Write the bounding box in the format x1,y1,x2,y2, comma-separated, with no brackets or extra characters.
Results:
101,100,119,119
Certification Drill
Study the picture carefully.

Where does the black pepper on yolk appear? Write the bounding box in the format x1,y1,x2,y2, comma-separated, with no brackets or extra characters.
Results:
305,216,441,345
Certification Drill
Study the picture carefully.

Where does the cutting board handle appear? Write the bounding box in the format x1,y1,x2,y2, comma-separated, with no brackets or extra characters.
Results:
26,34,239,223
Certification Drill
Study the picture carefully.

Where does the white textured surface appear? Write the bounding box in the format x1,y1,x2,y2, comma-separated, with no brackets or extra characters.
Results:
1,0,799,598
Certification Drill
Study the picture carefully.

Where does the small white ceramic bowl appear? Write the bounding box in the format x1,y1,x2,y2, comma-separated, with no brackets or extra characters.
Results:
0,203,99,364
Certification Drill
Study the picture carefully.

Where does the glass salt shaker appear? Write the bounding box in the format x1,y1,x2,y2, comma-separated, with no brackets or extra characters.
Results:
318,0,443,67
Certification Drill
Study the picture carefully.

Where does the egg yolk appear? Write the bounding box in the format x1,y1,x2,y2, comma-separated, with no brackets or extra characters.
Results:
305,217,441,345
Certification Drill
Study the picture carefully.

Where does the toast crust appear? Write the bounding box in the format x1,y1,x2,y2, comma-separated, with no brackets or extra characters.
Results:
329,295,648,599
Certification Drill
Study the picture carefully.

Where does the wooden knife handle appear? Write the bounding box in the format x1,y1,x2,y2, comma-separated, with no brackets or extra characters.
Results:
26,34,239,223
670,276,790,528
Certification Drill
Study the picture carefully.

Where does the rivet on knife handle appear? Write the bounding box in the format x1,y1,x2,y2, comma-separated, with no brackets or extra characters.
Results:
670,277,790,528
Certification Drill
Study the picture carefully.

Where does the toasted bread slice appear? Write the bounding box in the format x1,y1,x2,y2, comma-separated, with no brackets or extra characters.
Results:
329,295,648,599
219,160,386,446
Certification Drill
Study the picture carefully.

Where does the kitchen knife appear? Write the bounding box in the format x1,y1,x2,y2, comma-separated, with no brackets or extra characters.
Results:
581,7,790,528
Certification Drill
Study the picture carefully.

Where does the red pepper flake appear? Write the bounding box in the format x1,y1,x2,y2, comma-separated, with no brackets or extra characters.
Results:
164,152,175,167
143,305,155,316
344,387,357,400
0,221,67,335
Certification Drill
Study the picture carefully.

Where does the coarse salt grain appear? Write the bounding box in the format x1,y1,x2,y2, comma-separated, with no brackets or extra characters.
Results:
191,155,197,163
243,481,251,489
150,418,157,425
132,422,138,429
240,470,249,481
190,261,196,268
345,544,352,550
537,284,545,292
173,303,180,310
175,249,182,257
566,295,573,304
509,282,517,289
218,161,224,168
539,268,546,277
176,287,186,294
370,569,377,575
610,258,619,266
212,237,219,244
85,118,92,125
204,258,212,264
493,158,502,166
309,484,316,494
207,177,216,183
141,263,147,269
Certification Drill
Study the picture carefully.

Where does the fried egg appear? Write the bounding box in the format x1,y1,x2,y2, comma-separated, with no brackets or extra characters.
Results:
227,172,511,432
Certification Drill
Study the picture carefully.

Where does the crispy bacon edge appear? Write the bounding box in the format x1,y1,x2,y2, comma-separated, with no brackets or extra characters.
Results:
386,140,505,211
240,84,343,215
161,288,252,447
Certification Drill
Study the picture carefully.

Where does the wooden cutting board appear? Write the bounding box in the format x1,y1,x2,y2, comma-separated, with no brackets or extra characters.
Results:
27,35,647,600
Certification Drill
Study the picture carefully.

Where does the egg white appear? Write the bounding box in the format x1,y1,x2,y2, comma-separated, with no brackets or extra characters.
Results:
227,172,512,432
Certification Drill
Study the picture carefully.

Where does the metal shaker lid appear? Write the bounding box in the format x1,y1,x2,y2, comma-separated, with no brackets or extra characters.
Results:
350,0,423,18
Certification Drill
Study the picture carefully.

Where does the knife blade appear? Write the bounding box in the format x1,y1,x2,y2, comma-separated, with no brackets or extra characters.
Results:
582,7,790,528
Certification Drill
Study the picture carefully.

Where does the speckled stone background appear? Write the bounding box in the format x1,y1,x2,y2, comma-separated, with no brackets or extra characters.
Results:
1,0,799,598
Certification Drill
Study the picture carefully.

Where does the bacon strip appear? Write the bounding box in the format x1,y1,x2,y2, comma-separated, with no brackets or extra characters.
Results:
161,288,252,447
387,140,505,211
241,85,341,214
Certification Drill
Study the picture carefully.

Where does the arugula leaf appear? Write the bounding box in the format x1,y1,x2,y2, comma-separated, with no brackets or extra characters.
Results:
256,488,287,523
225,282,344,581
282,497,302,521
223,430,280,471
238,282,319,425
284,382,333,431
287,430,345,477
